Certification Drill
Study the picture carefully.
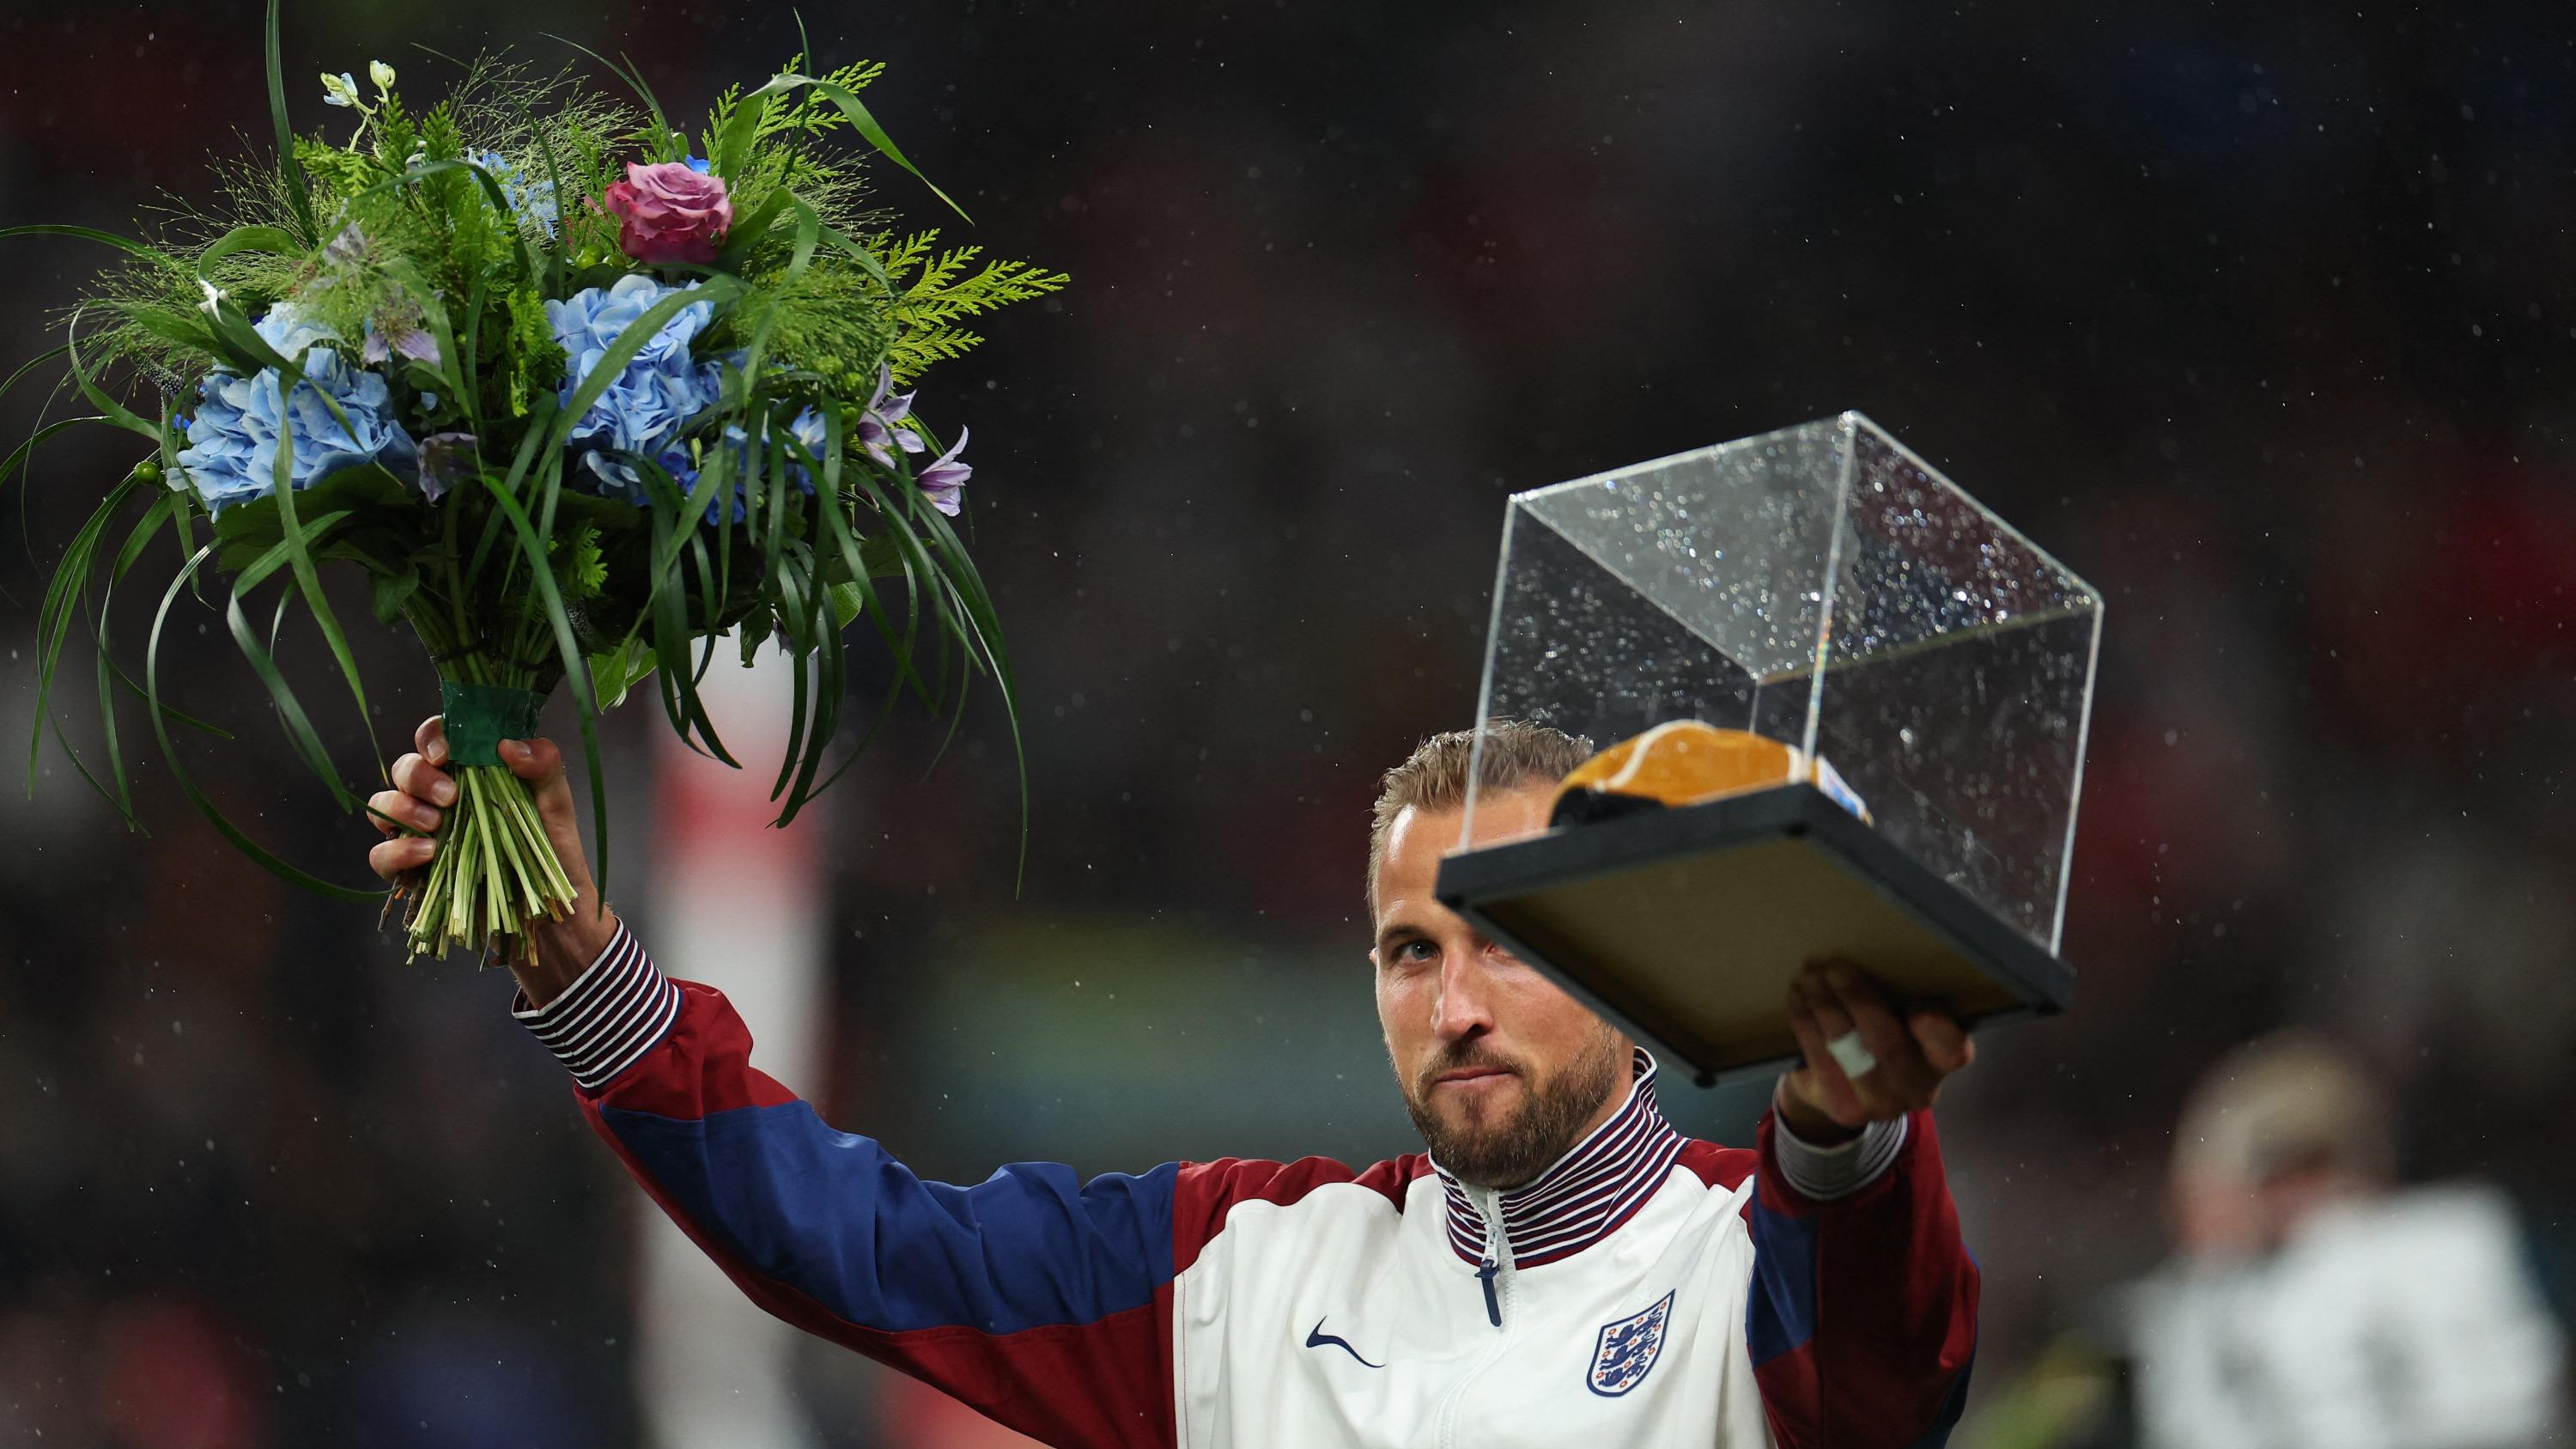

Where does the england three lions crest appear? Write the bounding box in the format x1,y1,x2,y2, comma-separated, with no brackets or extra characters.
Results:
1586,1290,1675,1397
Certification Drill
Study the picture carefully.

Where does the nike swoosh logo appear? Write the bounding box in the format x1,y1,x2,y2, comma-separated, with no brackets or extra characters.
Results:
1305,1318,1384,1369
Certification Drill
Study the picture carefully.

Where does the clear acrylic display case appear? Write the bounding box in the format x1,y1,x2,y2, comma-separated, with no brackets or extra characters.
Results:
1437,413,2103,1084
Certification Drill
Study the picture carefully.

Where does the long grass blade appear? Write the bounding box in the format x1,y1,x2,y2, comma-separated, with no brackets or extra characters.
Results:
0,416,112,493
258,393,381,794
467,392,558,590
906,484,1028,882
148,544,377,901
545,281,740,466
809,431,935,709
376,256,467,405
775,539,842,823
47,707,142,828
0,224,187,269
714,188,795,268
90,493,179,820
195,224,303,277
64,308,161,442
0,344,70,407
112,305,227,358
345,159,544,289
741,72,969,222
27,476,138,793
200,298,365,444
221,508,367,812
471,472,615,904
510,96,575,292
265,0,319,245
814,217,895,293
544,33,677,157
841,462,970,689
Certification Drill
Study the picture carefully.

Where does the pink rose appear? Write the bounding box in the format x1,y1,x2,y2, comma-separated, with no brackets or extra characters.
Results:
603,161,734,266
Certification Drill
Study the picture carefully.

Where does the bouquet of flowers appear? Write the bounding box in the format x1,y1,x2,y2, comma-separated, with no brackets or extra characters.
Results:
8,4,1060,965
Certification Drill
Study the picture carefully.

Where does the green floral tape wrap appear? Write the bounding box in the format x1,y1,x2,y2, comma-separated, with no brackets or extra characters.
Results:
439,681,545,768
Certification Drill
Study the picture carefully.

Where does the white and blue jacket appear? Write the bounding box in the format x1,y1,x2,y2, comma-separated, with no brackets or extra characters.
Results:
517,922,1979,1447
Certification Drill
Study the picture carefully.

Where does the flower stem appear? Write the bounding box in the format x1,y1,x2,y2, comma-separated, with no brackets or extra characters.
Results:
392,545,579,968
401,758,578,966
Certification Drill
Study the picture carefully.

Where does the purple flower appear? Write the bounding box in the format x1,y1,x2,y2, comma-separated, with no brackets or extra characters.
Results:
324,222,371,266
319,223,442,368
416,432,479,502
854,364,926,470
361,323,440,368
914,428,969,516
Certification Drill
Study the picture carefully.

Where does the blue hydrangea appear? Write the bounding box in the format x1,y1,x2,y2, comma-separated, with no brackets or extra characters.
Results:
546,275,726,503
473,149,559,238
173,302,420,514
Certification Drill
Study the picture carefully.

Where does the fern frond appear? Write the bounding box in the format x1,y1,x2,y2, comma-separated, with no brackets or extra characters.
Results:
898,252,1067,327
886,327,984,384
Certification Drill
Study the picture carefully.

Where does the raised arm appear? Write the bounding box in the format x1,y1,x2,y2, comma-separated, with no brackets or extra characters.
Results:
366,715,613,1007
1741,962,1983,1449
369,720,1182,1449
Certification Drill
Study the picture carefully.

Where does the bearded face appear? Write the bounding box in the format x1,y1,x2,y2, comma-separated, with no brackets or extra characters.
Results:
1370,788,1633,1190
1397,1011,1626,1188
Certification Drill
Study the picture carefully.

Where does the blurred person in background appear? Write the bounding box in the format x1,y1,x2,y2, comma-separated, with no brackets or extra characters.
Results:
2124,1030,2567,1448
368,718,1984,1447
1963,1030,2568,1449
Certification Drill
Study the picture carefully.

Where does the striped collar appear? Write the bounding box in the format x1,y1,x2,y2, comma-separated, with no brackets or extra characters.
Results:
1433,1047,1686,1269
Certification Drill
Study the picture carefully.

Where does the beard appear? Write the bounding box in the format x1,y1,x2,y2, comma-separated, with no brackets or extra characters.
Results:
1400,1021,1626,1190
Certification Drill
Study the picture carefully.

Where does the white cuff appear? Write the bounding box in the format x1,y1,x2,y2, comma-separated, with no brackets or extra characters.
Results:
1772,1113,1909,1202
510,921,680,1092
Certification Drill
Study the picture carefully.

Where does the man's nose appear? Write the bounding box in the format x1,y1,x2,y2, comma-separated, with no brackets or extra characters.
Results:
1431,943,1499,1041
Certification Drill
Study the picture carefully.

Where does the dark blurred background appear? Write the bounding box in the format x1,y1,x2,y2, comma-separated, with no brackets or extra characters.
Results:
3,0,2573,1444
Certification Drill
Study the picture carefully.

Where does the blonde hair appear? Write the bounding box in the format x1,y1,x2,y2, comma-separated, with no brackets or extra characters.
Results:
2172,1029,2393,1184
1367,720,1593,915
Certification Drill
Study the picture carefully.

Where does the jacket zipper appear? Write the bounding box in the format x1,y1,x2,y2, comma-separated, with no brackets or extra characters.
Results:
1436,1184,1523,1449
1464,1184,1515,1329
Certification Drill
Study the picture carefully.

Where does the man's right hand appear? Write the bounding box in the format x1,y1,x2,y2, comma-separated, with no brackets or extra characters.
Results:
368,714,620,1007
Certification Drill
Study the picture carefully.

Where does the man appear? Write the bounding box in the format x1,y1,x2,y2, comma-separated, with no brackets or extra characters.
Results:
368,719,1981,1446
2118,1032,2567,1449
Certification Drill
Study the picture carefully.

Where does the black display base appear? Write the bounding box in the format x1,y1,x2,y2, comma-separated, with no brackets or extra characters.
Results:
1433,782,2074,1087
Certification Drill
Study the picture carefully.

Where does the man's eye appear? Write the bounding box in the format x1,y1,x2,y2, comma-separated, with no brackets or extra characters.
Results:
1396,940,1437,964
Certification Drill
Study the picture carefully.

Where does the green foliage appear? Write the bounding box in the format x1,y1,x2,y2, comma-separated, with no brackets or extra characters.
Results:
550,521,607,600
6,26,1053,931
295,137,379,198
710,259,897,398
501,283,563,418
875,235,1069,383
702,57,884,202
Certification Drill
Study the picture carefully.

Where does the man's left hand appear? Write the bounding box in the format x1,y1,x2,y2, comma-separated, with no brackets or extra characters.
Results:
1775,959,1974,1145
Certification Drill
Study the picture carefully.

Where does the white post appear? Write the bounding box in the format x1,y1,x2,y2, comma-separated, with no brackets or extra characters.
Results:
633,645,829,1449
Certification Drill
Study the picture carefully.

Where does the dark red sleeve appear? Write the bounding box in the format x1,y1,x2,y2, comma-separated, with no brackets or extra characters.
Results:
1688,1112,1980,1448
